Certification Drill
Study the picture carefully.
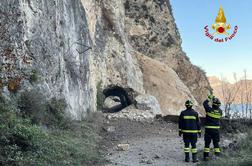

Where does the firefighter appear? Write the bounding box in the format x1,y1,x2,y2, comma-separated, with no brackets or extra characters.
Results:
179,100,201,163
203,95,222,161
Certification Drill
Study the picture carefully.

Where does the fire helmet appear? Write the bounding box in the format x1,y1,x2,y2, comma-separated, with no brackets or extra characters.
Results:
185,100,194,107
212,98,221,106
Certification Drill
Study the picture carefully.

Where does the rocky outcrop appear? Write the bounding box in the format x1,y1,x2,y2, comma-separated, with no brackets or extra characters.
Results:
1,0,144,120
124,0,211,105
1,0,95,119
0,0,211,119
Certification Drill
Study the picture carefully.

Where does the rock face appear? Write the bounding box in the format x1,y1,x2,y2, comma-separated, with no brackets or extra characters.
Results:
124,0,211,106
0,0,210,119
1,0,95,119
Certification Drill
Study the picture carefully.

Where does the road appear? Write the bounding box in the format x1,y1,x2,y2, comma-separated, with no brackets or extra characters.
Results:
101,118,228,166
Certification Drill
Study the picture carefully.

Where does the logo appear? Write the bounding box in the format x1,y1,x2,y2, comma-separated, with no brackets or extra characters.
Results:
204,6,238,43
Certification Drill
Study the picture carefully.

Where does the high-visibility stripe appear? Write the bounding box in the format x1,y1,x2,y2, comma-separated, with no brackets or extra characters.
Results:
183,116,196,120
184,148,190,153
204,148,210,153
214,148,221,153
205,126,220,129
191,148,197,153
182,130,201,133
179,129,182,131
207,112,221,119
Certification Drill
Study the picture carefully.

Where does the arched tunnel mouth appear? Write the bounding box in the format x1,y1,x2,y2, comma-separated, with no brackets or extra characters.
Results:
102,85,134,113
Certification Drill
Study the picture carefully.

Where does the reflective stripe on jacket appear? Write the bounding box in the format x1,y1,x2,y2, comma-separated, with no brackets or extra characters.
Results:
179,108,201,134
203,99,222,129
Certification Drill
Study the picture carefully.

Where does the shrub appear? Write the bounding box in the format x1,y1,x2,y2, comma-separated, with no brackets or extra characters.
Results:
0,96,104,166
96,81,105,111
18,90,46,124
0,97,47,165
8,78,21,92
46,97,70,129
0,95,14,112
18,90,70,129
0,79,3,89
29,69,39,83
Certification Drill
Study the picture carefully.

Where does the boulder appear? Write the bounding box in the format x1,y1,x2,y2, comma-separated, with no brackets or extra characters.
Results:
135,95,162,115
103,126,116,132
106,107,159,121
103,96,121,109
117,144,129,151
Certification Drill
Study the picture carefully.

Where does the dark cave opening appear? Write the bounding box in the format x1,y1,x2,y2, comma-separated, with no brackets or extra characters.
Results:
103,85,133,113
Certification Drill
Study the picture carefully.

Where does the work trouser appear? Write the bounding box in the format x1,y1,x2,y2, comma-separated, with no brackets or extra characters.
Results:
204,128,221,157
183,133,198,156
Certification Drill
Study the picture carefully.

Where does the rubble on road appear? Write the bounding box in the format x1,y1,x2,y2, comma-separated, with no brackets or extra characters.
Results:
117,144,130,151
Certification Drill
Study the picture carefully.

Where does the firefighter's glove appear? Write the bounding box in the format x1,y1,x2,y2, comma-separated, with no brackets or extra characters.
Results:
208,94,215,101
179,131,182,137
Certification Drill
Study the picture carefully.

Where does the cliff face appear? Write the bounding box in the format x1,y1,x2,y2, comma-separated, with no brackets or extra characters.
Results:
1,0,95,119
0,0,210,119
123,0,211,105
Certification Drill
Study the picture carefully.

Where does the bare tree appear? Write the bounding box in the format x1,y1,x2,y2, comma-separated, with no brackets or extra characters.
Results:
241,83,244,117
249,91,252,119
244,70,249,118
221,73,241,118
242,70,252,119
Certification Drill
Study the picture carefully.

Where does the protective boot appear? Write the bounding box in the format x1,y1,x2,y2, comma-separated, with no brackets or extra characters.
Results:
204,152,210,161
215,152,221,157
192,153,198,163
185,153,190,162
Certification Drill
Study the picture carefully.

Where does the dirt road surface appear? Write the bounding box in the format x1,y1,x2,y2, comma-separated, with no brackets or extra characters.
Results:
101,118,215,166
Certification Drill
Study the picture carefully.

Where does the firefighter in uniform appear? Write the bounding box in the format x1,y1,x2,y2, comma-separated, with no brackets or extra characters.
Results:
179,100,201,163
203,95,222,160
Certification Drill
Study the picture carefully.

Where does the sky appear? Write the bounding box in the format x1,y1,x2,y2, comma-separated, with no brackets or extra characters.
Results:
170,0,252,82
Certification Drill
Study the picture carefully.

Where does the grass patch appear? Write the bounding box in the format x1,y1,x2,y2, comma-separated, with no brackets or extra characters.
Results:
0,95,104,166
18,90,71,129
198,131,252,166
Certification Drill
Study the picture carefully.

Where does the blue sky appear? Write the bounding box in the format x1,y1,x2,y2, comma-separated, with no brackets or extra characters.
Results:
170,0,252,81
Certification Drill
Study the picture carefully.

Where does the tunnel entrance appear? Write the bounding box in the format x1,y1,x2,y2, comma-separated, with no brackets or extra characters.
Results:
102,85,134,113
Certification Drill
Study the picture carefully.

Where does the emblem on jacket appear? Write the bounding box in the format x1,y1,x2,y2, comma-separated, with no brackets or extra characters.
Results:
204,6,238,43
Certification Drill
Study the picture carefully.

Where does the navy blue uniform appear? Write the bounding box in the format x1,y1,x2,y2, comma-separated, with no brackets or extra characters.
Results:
179,108,201,157
203,99,222,158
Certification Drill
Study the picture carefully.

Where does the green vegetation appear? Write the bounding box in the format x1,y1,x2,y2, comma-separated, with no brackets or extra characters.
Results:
18,90,70,129
0,92,103,166
29,69,39,83
96,81,105,111
199,131,252,166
